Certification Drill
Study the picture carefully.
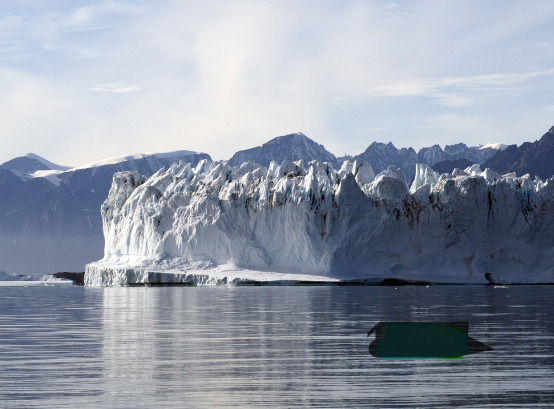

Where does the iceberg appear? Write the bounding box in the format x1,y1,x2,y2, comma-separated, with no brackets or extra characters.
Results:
0,271,74,286
85,159,554,285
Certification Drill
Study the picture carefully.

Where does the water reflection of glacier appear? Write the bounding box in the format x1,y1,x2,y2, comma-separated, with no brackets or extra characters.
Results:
1,286,554,407
100,287,338,407
98,286,554,408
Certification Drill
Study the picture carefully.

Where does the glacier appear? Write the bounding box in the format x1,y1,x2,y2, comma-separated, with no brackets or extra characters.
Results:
85,158,554,285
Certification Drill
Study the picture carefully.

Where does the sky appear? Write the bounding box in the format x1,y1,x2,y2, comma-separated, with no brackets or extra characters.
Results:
0,0,553,166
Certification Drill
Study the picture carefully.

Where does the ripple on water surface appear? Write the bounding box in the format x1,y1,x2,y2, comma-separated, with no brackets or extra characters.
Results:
0,286,553,408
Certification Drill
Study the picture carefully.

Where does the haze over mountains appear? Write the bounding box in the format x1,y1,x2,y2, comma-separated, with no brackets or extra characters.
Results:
0,126,551,275
0,151,210,274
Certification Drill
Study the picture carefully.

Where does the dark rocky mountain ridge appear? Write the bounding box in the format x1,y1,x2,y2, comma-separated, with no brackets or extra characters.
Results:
483,126,554,180
229,132,338,168
430,158,475,175
229,134,502,179
354,142,418,179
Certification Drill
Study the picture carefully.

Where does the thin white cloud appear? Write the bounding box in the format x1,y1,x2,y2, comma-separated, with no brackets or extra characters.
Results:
434,68,554,88
88,83,142,93
432,93,474,108
361,68,554,105
68,2,144,27
25,1,145,50
68,5,97,26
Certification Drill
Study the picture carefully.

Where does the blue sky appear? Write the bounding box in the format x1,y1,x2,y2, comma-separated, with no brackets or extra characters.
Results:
0,0,553,166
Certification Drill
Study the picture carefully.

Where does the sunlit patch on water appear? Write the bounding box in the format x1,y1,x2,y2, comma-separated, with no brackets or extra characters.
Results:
0,286,553,408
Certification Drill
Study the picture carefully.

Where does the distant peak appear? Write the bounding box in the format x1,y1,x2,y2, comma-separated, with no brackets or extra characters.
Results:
74,149,202,170
267,132,312,145
24,152,46,161
289,132,308,141
23,153,72,171
286,132,308,139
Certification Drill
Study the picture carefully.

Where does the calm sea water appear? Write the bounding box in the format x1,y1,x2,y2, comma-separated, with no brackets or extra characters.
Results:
1,285,553,408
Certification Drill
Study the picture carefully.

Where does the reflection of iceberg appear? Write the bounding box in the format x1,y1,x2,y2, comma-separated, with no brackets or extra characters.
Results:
86,159,554,285
98,286,333,405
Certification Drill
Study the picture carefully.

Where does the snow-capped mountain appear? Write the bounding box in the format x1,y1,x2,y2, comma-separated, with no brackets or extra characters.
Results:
0,153,71,178
445,142,506,164
228,132,338,167
483,126,554,180
0,150,211,275
479,143,508,151
87,157,554,285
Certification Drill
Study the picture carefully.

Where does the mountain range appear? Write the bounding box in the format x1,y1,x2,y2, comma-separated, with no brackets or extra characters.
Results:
230,132,505,180
481,126,554,180
1,126,551,275
0,151,210,275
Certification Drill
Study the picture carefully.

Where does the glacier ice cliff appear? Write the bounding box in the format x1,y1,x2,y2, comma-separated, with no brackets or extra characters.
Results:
85,158,554,285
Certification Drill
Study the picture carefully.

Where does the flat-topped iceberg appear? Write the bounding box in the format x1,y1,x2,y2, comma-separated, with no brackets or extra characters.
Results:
0,271,74,286
85,158,554,285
